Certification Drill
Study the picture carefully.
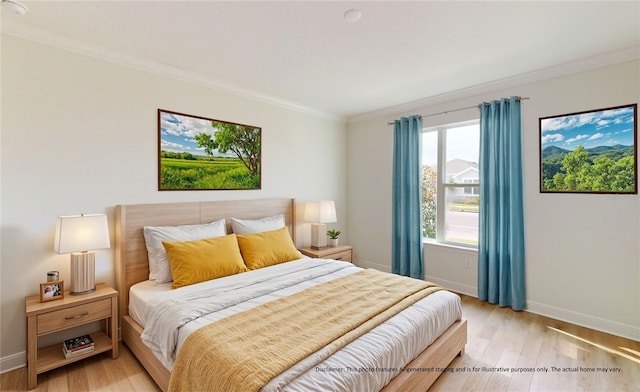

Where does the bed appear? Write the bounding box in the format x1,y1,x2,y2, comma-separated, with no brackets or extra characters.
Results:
114,198,467,391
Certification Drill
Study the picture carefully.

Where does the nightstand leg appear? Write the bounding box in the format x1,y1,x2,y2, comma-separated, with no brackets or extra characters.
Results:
111,297,118,358
26,316,37,389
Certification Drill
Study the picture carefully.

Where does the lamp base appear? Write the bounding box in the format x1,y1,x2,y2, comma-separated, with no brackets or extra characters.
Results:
70,252,96,295
71,288,96,296
310,223,327,250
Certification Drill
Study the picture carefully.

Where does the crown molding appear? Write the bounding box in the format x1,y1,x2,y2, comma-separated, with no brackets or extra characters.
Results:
347,46,640,125
3,18,637,127
1,19,345,123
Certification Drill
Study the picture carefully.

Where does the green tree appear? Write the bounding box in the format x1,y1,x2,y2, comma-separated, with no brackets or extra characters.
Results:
161,151,198,160
543,177,557,191
541,161,562,185
612,156,635,191
195,122,261,176
421,165,437,238
549,145,635,192
552,172,565,190
587,156,615,191
557,146,590,191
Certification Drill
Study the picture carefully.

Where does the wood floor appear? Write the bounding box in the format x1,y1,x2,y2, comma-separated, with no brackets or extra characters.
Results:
2,295,638,391
430,295,640,392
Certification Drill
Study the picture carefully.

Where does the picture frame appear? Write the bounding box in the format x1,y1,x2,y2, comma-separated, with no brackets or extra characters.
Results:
158,109,262,191
40,280,64,302
539,103,637,194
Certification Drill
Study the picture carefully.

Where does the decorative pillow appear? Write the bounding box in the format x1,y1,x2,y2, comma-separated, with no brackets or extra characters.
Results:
236,227,300,270
143,219,226,283
162,234,247,289
230,214,285,235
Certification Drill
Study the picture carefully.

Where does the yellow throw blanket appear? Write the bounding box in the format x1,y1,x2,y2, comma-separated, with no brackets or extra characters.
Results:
168,268,442,392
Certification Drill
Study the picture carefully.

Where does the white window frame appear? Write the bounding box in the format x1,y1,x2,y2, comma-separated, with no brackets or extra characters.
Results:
422,119,480,248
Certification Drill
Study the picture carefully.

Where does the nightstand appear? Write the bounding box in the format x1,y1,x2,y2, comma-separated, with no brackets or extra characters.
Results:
25,282,118,389
299,245,354,262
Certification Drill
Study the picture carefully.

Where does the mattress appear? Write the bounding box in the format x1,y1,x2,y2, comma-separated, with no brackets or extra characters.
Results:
129,258,462,391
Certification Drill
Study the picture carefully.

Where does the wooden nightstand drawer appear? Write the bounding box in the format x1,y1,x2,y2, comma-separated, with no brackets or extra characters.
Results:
299,245,354,263
37,297,111,335
330,249,353,262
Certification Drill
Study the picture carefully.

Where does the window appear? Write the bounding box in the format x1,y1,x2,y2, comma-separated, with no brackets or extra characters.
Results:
421,121,480,247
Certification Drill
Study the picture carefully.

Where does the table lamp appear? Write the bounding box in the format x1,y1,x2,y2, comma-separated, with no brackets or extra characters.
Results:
53,214,110,295
304,201,337,249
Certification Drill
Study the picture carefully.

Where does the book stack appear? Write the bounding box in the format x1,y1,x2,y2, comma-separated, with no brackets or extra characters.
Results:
62,335,94,359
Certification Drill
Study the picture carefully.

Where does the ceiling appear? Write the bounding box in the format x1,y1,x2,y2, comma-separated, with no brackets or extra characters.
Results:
2,1,639,121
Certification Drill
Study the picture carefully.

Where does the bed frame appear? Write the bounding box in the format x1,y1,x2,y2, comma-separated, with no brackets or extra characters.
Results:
114,198,466,392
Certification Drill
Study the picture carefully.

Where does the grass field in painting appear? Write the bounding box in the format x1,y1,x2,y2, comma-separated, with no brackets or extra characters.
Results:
160,157,260,190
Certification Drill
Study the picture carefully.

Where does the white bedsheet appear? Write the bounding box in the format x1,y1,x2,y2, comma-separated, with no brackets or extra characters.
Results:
130,258,462,392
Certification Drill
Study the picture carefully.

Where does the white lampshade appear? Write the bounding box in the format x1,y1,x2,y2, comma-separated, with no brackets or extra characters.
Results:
304,201,337,249
304,201,337,224
54,214,110,254
54,214,110,295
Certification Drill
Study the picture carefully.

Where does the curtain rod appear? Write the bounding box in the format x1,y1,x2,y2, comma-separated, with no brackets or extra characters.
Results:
387,96,529,125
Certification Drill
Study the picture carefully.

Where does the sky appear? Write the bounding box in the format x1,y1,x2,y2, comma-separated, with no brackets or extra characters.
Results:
540,105,635,151
422,123,479,167
159,111,233,157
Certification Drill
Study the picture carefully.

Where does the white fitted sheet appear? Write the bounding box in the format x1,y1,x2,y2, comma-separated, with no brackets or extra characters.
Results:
129,259,462,391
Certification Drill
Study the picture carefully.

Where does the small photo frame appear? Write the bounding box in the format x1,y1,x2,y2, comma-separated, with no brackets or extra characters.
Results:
40,280,64,302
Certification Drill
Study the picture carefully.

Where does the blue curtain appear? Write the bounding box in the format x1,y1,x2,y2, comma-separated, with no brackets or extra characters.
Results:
478,97,526,310
392,115,424,279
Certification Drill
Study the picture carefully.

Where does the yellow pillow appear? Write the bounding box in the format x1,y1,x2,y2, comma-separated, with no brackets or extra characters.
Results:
236,227,300,270
162,234,247,289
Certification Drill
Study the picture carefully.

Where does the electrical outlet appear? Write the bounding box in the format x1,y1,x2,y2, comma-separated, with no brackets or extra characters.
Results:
464,258,472,268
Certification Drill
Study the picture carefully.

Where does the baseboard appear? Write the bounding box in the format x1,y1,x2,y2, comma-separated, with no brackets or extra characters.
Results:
526,300,640,342
354,258,391,273
0,351,25,374
424,275,477,298
426,275,640,341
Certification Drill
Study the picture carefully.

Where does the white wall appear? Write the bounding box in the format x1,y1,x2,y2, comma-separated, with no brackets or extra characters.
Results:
348,60,640,340
0,35,347,370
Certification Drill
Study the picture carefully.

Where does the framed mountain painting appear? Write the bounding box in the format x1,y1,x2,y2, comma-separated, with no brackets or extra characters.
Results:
539,104,637,194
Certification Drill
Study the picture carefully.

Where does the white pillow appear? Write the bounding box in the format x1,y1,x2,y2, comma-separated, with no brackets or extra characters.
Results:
230,214,285,235
143,219,226,283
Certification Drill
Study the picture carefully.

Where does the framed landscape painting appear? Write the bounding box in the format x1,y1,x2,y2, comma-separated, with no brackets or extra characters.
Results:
539,104,637,194
158,109,261,190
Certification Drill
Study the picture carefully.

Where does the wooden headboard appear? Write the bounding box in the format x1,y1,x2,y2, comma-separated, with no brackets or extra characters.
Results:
114,198,296,322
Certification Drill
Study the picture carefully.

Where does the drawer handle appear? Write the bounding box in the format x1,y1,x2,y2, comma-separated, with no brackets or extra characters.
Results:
335,257,343,260
65,312,89,320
